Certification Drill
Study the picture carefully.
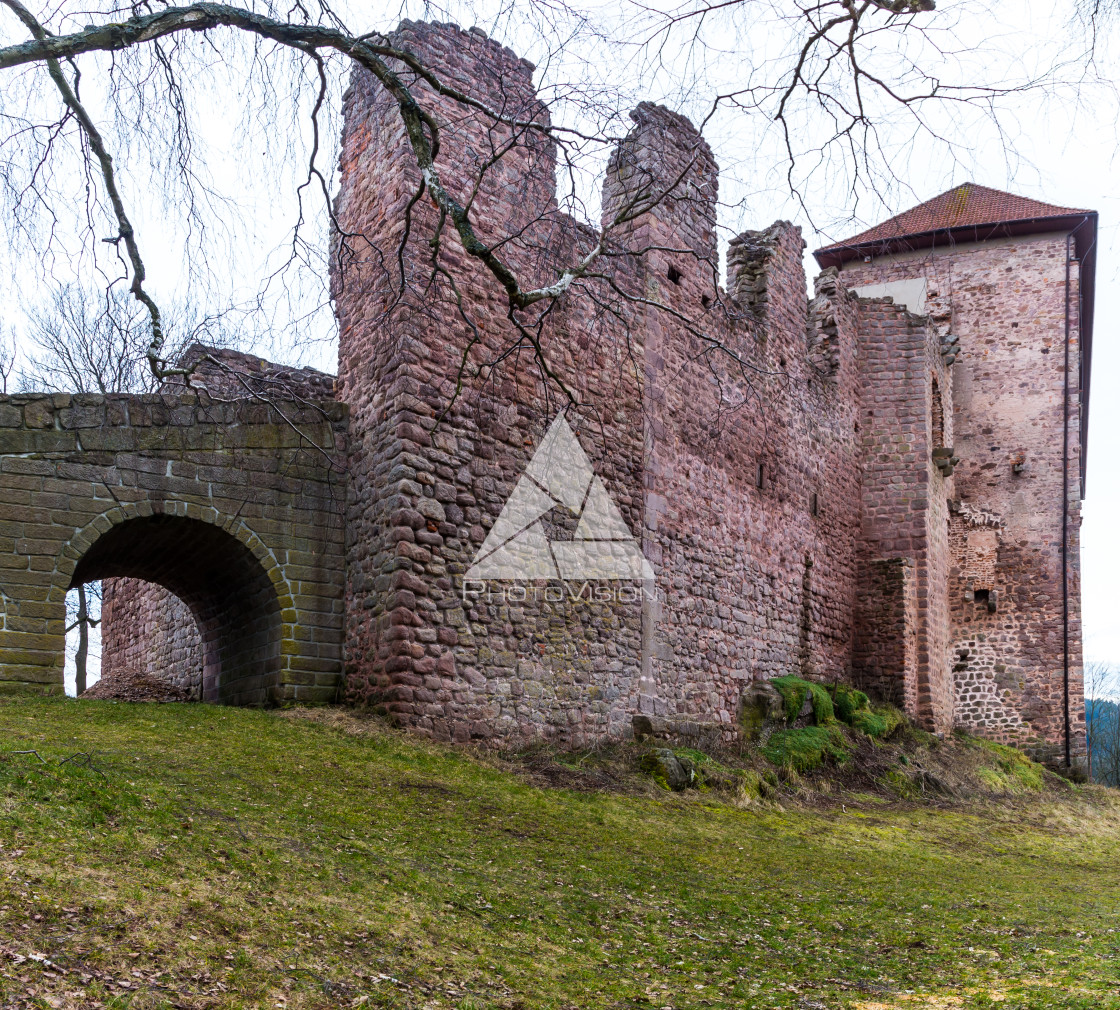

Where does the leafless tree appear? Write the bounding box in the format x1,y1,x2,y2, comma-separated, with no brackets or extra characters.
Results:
0,326,14,392
16,284,230,394
621,2,1085,240
0,0,1066,408
1085,661,1120,785
20,284,168,393
64,580,101,694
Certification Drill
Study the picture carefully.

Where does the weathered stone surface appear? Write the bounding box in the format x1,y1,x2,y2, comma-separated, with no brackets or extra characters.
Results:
739,681,786,741
101,579,202,697
3,21,1083,771
0,388,347,705
632,714,671,740
639,748,697,791
841,233,1087,766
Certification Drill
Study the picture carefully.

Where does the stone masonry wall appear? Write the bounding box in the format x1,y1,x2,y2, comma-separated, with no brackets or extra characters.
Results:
333,22,650,742
852,558,918,710
100,347,339,695
100,578,201,696
840,234,1085,763
0,391,347,703
634,219,864,731
331,21,916,745
852,298,954,731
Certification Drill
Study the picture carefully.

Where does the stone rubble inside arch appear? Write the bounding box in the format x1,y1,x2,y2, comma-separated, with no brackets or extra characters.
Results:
82,667,195,703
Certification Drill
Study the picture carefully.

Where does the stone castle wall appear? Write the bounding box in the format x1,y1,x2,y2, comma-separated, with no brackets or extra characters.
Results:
329,21,958,745
100,578,201,696
333,23,650,741
632,219,867,731
87,20,1085,766
852,297,954,731
98,348,342,697
839,235,1086,762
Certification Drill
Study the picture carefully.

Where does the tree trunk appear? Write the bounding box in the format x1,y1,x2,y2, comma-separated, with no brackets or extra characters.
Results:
75,583,88,696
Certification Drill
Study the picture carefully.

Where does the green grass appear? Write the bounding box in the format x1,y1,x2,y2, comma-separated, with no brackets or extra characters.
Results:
761,724,850,773
1,696,1119,1009
972,737,1047,793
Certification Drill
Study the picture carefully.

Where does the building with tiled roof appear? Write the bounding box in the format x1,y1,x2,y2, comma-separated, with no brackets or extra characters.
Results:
822,183,1095,768
815,183,1093,265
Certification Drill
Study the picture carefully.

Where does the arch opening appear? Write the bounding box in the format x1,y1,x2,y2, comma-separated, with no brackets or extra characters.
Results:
70,515,284,705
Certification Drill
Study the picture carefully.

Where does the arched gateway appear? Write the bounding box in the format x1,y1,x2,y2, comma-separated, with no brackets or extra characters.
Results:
0,390,347,703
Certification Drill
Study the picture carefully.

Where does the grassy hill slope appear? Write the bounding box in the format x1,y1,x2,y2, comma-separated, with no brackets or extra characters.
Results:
1,695,1118,1009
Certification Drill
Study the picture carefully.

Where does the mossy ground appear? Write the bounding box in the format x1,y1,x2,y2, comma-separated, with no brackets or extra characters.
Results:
761,724,850,774
1,695,1119,1009
970,736,1047,794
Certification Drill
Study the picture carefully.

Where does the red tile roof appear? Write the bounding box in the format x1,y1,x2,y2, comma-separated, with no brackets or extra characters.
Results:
811,182,1098,491
816,183,1090,256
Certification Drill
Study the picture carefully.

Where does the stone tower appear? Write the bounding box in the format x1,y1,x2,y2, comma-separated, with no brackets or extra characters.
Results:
817,184,1096,765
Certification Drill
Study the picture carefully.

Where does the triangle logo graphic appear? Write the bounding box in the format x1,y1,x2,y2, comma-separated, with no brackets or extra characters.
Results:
466,413,654,581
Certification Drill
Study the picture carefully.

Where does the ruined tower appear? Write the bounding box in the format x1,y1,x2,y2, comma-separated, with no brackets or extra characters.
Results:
76,26,1092,769
818,185,1095,765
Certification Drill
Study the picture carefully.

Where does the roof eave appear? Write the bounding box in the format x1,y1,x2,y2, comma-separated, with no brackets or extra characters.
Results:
812,213,1093,268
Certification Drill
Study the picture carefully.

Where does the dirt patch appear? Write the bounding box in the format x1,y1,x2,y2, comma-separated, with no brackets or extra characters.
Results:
81,668,195,703
508,745,636,793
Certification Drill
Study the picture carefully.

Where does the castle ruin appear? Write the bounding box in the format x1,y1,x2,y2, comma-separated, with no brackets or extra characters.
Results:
0,22,1091,767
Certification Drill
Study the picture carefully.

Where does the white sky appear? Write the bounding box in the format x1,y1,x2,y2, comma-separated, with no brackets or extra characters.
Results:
2,0,1114,675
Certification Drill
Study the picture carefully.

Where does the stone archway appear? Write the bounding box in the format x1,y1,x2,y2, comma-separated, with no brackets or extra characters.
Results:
70,513,289,705
0,389,346,701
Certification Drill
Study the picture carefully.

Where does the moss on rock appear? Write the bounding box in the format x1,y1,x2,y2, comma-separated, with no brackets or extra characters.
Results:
640,749,697,791
771,675,834,725
762,724,851,773
830,684,870,723
825,685,905,740
739,681,786,740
